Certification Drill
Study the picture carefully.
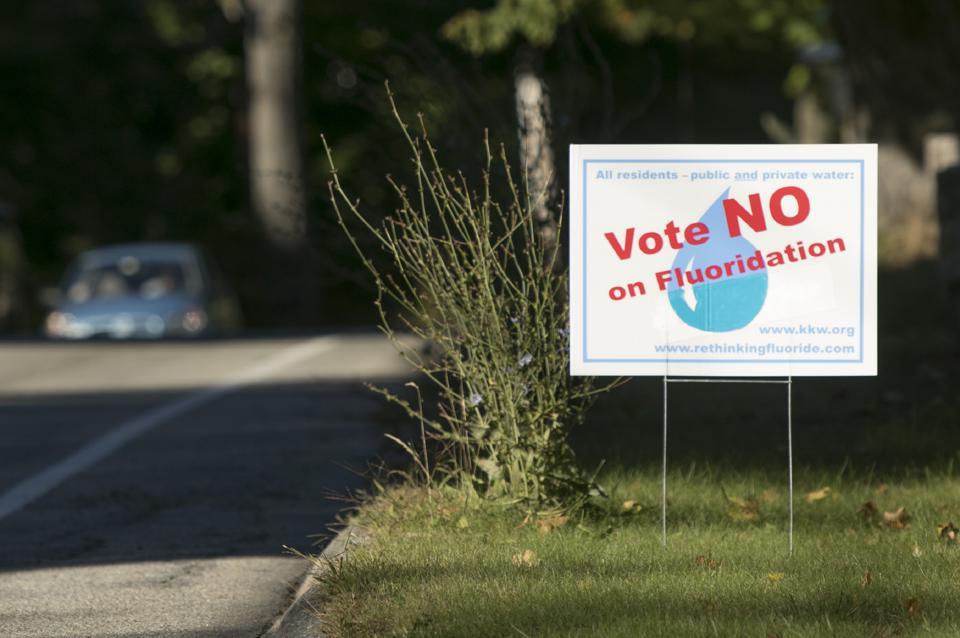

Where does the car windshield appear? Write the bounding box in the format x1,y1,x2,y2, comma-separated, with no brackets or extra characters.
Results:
65,255,196,303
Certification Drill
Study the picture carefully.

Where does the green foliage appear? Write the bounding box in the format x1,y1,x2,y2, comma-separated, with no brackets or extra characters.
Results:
0,1,246,277
441,0,583,54
442,0,828,54
0,0,831,326
324,88,618,509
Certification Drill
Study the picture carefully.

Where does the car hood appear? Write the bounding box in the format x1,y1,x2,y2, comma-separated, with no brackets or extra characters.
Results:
58,294,203,319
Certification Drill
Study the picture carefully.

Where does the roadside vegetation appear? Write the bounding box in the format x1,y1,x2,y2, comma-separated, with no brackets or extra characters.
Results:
318,465,960,637
317,94,960,636
304,252,960,636
325,87,620,510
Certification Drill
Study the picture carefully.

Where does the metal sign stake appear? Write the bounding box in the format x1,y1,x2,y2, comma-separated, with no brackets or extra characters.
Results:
787,375,793,556
661,375,668,547
661,376,795,555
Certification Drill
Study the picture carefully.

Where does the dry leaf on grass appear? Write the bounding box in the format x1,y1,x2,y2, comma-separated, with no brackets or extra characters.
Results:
860,571,872,587
456,515,469,529
727,495,760,522
904,597,922,616
911,544,923,558
859,501,878,522
760,488,779,504
437,504,461,518
512,549,540,567
694,555,723,571
883,507,910,529
767,572,785,585
804,486,832,503
937,522,958,543
621,499,643,513
874,483,888,496
537,515,568,534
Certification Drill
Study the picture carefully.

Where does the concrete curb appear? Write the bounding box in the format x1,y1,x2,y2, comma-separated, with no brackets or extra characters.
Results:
263,525,370,637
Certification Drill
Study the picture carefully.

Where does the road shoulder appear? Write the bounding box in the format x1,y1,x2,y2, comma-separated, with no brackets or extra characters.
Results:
266,525,369,637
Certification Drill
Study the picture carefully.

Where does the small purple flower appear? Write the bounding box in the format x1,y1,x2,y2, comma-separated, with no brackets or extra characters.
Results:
518,353,533,368
468,392,483,407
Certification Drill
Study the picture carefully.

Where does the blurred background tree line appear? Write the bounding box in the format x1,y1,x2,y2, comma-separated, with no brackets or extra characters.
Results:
0,0,957,331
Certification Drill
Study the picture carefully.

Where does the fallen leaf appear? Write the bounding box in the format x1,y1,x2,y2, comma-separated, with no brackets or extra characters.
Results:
537,514,568,534
621,499,643,513
437,504,461,518
859,501,878,522
456,515,469,529
804,486,832,503
912,544,923,558
904,597,922,615
760,489,779,504
694,555,722,570
512,549,540,567
937,522,958,543
727,495,760,522
767,572,785,584
883,507,910,530
874,483,889,496
860,570,872,587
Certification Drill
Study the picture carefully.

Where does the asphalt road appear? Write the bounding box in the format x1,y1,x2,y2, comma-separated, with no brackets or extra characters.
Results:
0,334,410,638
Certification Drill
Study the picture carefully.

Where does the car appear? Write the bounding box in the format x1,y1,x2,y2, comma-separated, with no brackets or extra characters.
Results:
43,242,242,340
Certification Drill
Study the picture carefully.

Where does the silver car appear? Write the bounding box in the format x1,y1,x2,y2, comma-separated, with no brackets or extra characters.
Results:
44,242,242,339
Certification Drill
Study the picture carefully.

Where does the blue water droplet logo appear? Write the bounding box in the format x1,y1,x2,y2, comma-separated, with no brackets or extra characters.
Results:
667,187,767,332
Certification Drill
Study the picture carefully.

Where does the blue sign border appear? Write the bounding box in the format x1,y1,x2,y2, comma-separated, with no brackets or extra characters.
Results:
581,158,865,364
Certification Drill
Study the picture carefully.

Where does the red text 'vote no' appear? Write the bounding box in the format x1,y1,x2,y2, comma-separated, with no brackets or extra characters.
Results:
603,185,810,260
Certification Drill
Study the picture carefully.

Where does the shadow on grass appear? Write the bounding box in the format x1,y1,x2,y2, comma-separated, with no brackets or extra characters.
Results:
405,588,943,636
329,545,953,637
573,260,960,478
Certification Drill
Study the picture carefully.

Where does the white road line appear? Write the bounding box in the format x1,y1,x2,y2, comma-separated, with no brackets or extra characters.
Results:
0,336,338,522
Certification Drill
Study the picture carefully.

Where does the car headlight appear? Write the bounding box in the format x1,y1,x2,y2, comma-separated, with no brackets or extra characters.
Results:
45,311,72,337
144,314,166,336
181,308,208,333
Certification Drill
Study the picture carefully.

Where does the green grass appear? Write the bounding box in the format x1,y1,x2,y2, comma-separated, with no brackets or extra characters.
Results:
316,263,960,636
318,466,960,637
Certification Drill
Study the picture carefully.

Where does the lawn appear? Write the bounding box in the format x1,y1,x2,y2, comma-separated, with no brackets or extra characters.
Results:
316,263,960,637
318,467,960,637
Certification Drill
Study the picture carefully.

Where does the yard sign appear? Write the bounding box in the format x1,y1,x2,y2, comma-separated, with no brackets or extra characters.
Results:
569,144,877,377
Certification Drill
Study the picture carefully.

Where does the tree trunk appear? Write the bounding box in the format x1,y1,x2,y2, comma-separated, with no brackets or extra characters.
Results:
0,208,23,330
243,0,320,324
514,55,557,248
245,0,306,252
938,166,960,318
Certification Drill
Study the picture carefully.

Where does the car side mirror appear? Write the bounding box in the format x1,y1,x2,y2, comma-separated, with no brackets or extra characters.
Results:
38,286,63,308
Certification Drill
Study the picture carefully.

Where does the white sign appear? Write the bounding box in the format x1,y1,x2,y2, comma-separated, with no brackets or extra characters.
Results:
569,144,877,377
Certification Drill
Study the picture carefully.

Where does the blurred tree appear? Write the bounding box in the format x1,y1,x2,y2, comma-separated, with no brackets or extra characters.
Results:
831,0,960,147
0,1,249,326
241,0,317,321
0,203,24,329
829,0,959,268
0,0,839,330
442,1,578,240
441,0,827,233
244,0,307,252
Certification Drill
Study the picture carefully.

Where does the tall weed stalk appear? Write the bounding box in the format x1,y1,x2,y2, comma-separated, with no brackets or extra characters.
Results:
323,88,618,510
